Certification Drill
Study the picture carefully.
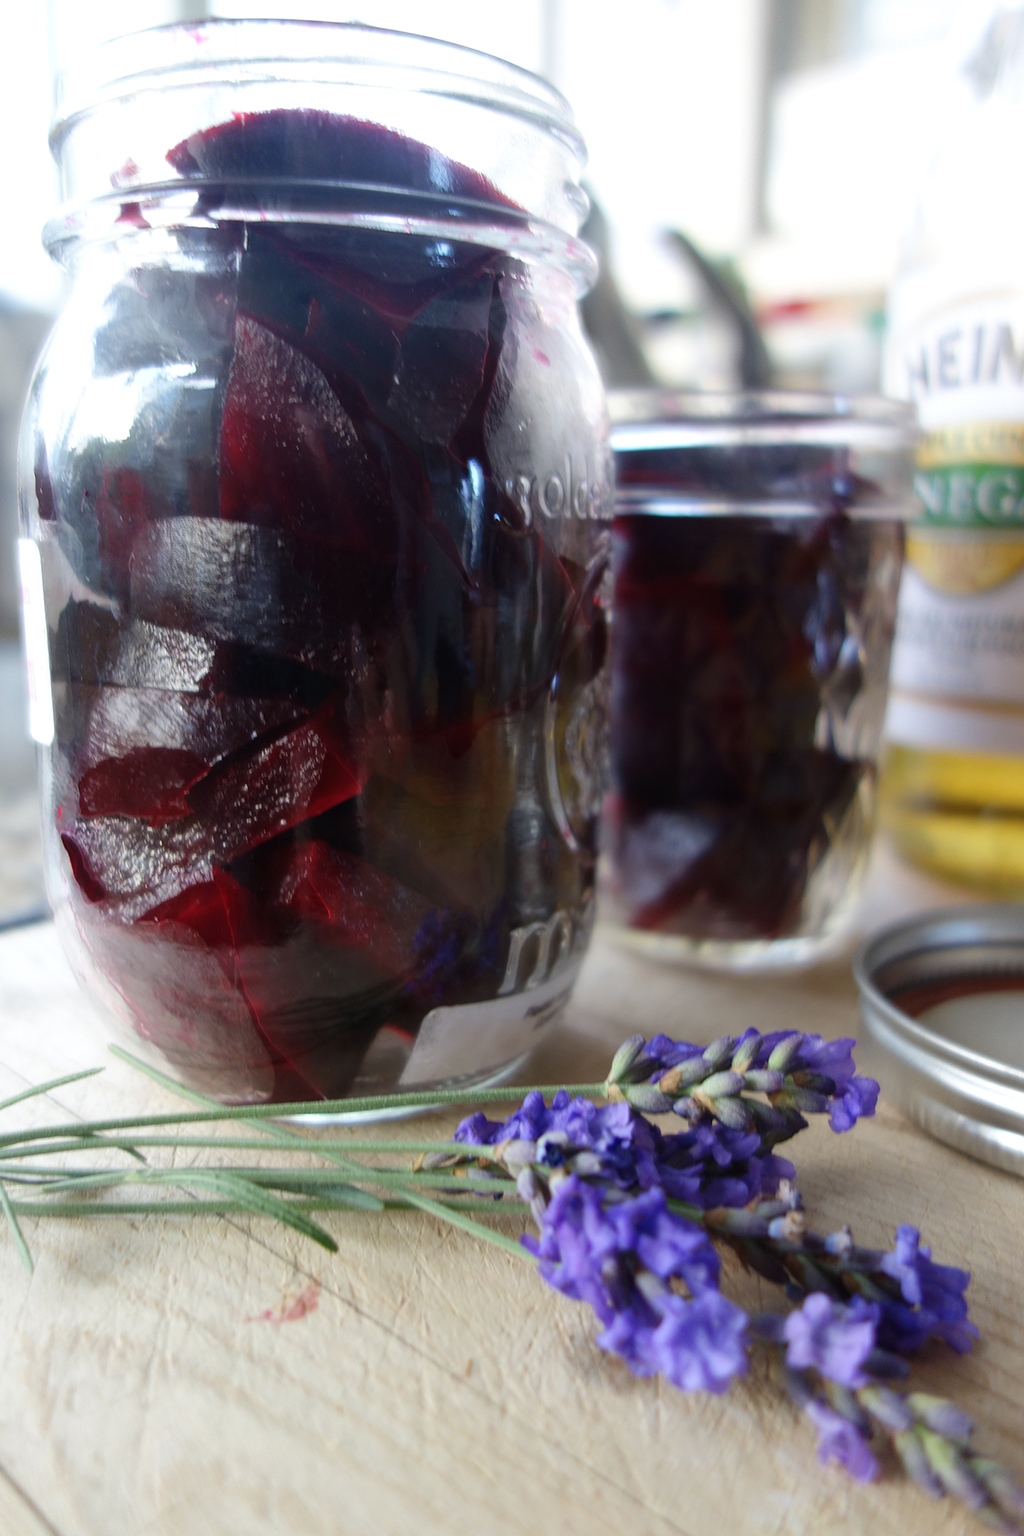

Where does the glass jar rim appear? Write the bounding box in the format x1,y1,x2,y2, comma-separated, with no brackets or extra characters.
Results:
609,388,917,445
609,389,920,521
52,18,584,162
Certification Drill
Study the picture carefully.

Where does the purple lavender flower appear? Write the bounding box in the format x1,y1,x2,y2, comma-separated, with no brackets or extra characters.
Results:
456,1088,799,1214
604,1188,720,1291
522,1175,748,1394
756,1031,878,1132
456,1091,662,1192
876,1226,978,1356
522,1177,720,1306
600,1287,749,1393
782,1294,879,1387
641,1028,878,1139
804,1399,878,1482
653,1122,796,1210
639,1033,705,1075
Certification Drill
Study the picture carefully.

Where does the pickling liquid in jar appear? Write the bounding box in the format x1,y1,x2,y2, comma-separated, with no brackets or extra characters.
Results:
601,392,915,971
19,22,612,1106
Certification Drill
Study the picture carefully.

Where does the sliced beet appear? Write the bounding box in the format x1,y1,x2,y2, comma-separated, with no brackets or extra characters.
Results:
78,747,211,822
167,109,513,211
607,511,880,940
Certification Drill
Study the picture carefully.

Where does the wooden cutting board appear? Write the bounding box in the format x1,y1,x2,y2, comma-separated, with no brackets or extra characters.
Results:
0,841,1017,1536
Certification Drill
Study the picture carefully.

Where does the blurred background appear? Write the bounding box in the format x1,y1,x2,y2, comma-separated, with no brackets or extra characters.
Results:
0,0,991,920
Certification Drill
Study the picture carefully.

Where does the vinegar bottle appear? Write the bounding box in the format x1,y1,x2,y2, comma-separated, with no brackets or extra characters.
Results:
881,4,1024,890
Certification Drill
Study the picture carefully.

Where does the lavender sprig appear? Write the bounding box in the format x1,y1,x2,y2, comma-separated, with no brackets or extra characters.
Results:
605,1028,879,1145
0,1034,1018,1532
750,1296,1023,1531
453,1032,1018,1531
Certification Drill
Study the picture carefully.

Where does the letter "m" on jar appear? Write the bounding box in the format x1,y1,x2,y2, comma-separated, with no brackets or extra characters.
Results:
497,910,574,995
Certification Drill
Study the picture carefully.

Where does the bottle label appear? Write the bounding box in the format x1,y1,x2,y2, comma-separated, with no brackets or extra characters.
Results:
885,287,1024,754
886,529,1024,755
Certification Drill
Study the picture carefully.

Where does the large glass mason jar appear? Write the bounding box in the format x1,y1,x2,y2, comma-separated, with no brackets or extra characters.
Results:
19,21,611,1105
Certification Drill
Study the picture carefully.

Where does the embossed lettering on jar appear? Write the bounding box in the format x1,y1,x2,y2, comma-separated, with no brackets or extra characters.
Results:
20,21,611,1105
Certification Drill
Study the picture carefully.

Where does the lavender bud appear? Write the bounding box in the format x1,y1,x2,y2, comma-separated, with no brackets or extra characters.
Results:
568,1151,602,1176
790,1070,838,1096
969,1458,1024,1519
608,1035,648,1084
824,1226,854,1258
919,1428,988,1510
775,1179,800,1209
908,1394,973,1445
467,1165,501,1184
516,1167,540,1201
745,1098,790,1133
767,1033,804,1073
730,1032,762,1073
776,1087,830,1116
859,1386,913,1433
516,1167,549,1224
823,1380,872,1434
894,1429,945,1498
743,1069,785,1093
756,1190,803,1219
700,1070,745,1099
672,1096,704,1123
624,1083,675,1114
863,1349,910,1381
657,1056,709,1095
706,1207,769,1236
768,1211,807,1242
634,1269,669,1306
711,1096,754,1132
496,1139,537,1170
703,1035,736,1070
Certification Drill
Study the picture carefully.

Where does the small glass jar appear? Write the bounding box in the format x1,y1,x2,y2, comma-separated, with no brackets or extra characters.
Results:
19,21,611,1104
601,391,915,970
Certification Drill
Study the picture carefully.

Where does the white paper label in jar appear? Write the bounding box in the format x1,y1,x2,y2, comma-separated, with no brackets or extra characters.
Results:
397,961,582,1088
16,538,54,746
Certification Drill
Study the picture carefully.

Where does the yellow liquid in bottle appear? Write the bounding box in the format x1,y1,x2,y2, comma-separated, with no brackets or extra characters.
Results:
881,743,1024,892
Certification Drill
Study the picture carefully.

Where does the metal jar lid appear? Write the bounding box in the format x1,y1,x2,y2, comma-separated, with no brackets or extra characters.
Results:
853,904,1024,1177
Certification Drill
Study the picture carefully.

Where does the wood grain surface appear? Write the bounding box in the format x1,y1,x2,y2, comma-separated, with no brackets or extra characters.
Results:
0,841,1018,1536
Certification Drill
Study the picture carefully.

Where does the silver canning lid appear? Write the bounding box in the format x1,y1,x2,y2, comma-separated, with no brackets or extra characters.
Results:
853,904,1024,1177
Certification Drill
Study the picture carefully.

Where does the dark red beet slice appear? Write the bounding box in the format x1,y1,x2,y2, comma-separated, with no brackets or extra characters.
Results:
74,901,277,1101
607,511,875,940
139,859,426,1099
167,109,514,211
219,314,406,551
386,272,495,447
128,518,399,671
57,686,307,771
62,701,364,915
78,747,210,822
271,841,432,976
140,866,273,949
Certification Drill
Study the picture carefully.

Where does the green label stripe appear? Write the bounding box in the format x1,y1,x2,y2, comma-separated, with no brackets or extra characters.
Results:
914,463,1024,528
